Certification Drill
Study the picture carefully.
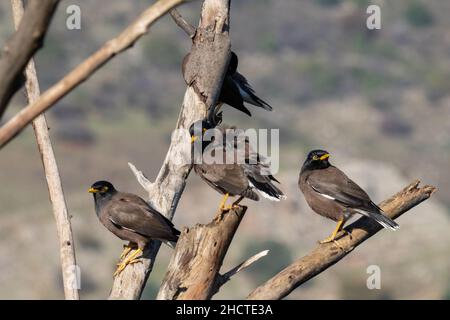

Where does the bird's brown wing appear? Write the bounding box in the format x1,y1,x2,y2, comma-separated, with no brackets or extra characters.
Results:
306,166,373,210
106,193,179,242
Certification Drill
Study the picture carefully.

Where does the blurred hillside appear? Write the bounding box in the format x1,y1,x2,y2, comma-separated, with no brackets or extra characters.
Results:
0,0,449,299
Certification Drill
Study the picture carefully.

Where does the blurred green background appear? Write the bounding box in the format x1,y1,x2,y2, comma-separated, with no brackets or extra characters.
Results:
0,0,449,299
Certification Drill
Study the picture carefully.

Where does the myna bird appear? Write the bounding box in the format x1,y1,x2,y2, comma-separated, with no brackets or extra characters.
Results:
88,181,180,276
182,51,272,117
189,120,286,212
299,150,399,244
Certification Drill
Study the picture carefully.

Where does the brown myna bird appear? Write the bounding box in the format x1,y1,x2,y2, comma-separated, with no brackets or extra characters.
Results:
88,181,180,276
189,120,286,211
299,150,399,244
182,51,272,117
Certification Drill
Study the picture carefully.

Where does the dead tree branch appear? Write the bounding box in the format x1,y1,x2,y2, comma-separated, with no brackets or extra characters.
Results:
0,0,185,148
0,0,59,118
247,180,437,300
109,0,231,299
157,206,247,300
170,9,196,37
10,0,79,300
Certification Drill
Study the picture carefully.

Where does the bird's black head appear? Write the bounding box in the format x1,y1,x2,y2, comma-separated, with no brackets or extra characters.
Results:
189,119,214,144
302,149,331,171
88,180,116,198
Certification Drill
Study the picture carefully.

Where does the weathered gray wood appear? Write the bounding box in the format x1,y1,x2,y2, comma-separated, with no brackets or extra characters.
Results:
247,181,437,300
10,0,79,300
0,0,59,118
109,0,231,299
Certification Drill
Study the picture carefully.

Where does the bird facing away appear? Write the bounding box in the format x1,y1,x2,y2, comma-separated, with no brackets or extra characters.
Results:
298,150,399,244
189,120,286,212
88,181,180,276
182,51,272,117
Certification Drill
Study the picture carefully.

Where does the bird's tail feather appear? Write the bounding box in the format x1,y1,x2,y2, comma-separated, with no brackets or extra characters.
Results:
358,207,399,231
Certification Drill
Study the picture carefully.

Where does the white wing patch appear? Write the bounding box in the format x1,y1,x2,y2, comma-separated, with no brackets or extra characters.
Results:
310,183,336,201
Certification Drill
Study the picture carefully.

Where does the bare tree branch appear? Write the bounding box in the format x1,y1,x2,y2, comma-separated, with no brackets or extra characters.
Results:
157,206,247,300
0,0,185,149
170,9,196,37
247,180,437,300
10,0,79,300
0,0,59,119
109,0,231,300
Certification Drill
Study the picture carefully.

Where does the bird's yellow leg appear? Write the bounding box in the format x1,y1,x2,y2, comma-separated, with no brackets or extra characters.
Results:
320,219,345,244
217,193,230,212
114,248,143,277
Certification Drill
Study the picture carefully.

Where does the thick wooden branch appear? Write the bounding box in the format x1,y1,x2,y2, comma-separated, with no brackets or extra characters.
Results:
247,180,437,300
10,0,79,300
0,0,185,148
157,206,247,300
109,0,231,299
0,0,59,118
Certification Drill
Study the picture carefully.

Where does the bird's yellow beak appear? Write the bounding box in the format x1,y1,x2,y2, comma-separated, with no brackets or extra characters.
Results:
319,154,330,161
191,136,198,143
88,187,98,193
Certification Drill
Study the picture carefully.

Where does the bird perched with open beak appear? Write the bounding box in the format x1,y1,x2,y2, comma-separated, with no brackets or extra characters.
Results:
88,181,180,276
189,120,286,212
182,51,272,118
299,150,399,244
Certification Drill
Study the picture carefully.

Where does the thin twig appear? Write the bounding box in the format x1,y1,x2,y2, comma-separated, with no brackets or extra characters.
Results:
247,180,437,300
10,0,79,300
0,0,185,148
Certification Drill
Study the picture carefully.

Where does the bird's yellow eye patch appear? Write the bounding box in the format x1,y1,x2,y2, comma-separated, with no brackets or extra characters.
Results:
312,155,319,161
102,186,109,192
319,154,330,161
191,136,198,143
